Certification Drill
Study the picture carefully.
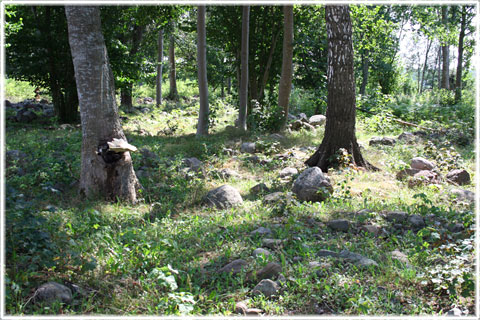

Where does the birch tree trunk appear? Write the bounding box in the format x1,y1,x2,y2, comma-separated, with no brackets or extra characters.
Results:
306,5,375,172
238,5,250,132
65,6,137,202
156,29,164,107
196,5,209,137
277,5,294,130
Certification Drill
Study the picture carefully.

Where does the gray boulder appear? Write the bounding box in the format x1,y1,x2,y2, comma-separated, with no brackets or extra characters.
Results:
262,238,283,249
327,219,350,232
205,185,243,209
398,132,416,142
360,224,382,236
240,142,256,154
396,168,421,180
446,169,470,186
217,259,248,275
411,157,435,170
183,157,203,172
309,115,326,126
16,108,37,122
264,192,285,204
384,211,408,223
369,137,396,146
292,167,333,202
252,279,279,297
34,282,72,305
219,168,240,179
407,215,425,229
390,250,409,265
316,250,339,258
450,188,475,202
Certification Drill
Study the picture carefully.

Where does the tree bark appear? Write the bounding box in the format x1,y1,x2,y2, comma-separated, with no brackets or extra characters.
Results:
156,29,164,107
196,6,209,137
420,38,432,93
66,6,137,202
441,6,450,90
455,6,466,103
277,5,294,130
238,5,250,132
258,28,281,102
168,24,178,100
306,5,375,172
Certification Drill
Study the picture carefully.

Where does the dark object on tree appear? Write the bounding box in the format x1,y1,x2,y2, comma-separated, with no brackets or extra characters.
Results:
97,139,137,164
305,5,376,172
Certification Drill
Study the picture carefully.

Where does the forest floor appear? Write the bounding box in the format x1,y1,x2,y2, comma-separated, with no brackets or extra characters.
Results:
4,88,476,316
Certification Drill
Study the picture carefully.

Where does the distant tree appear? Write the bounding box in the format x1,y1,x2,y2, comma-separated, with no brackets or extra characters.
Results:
156,29,164,107
277,5,294,130
440,6,450,90
6,5,79,123
306,5,374,171
66,6,137,202
196,6,209,137
237,5,250,132
168,22,179,100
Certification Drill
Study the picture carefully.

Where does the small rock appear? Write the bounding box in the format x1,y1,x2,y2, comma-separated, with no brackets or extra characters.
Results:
327,219,350,232
252,279,279,297
16,108,38,122
309,114,326,126
396,168,421,180
413,130,427,136
316,250,339,258
293,256,303,263
279,167,298,178
253,248,271,258
391,250,409,264
235,301,248,314
250,183,270,194
450,188,475,202
217,259,248,275
255,262,282,281
288,113,297,121
407,215,425,229
240,142,256,154
222,148,235,156
360,224,382,236
447,223,464,233
246,308,263,315
262,239,283,249
447,307,462,316
339,250,378,268
219,168,240,179
264,192,285,204
309,261,323,268
269,133,284,140
292,167,333,202
250,227,272,237
205,185,243,209
411,157,435,170
369,137,396,146
302,122,316,131
34,282,72,305
183,157,203,172
446,169,470,186
384,211,408,223
398,132,416,142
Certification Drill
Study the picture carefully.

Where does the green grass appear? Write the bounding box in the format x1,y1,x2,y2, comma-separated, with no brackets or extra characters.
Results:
5,83,476,316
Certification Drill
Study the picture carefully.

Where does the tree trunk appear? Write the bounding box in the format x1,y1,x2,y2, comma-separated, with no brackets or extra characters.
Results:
238,5,250,132
278,5,294,130
120,84,133,112
455,6,466,103
156,29,164,107
441,6,450,90
359,52,368,95
306,5,375,172
196,6,209,137
420,38,432,93
258,28,281,102
168,24,178,100
227,77,231,94
66,6,137,202
437,46,442,89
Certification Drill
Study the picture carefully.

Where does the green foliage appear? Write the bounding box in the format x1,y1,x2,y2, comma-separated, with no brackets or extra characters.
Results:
423,141,462,173
247,100,284,133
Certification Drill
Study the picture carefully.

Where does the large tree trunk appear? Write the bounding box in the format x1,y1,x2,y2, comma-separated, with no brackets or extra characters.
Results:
168,24,178,100
66,6,137,202
277,5,294,130
441,6,450,90
306,5,374,172
196,6,209,137
455,6,466,103
238,5,250,132
156,29,164,107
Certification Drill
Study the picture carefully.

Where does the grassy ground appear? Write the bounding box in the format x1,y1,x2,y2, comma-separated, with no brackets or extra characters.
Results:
4,81,476,316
